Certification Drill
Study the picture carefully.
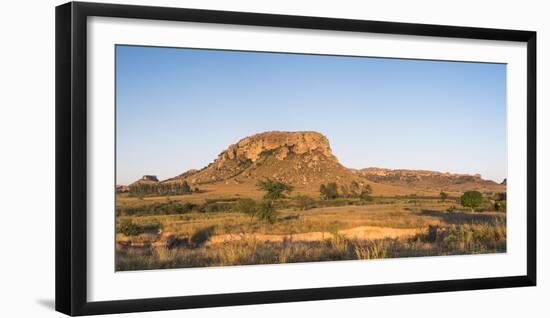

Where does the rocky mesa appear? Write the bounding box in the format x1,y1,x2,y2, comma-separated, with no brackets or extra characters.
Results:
166,131,363,188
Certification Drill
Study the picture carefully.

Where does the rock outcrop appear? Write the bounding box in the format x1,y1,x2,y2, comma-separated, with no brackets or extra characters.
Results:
129,175,159,186
219,131,336,164
166,131,360,187
353,167,504,192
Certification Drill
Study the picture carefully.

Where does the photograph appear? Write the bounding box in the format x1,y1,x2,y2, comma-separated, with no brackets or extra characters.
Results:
114,45,508,271
0,0,543,317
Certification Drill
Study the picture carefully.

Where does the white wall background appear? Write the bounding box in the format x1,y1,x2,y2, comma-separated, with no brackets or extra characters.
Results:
0,0,547,316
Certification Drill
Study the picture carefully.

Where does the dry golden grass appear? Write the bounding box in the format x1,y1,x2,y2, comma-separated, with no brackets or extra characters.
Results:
117,201,449,240
115,195,506,271
206,225,421,245
116,218,506,271
116,189,506,270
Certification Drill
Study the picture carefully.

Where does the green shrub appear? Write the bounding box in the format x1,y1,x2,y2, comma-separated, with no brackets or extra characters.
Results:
234,198,258,219
128,181,196,197
256,178,294,200
203,202,233,213
256,200,279,224
320,183,339,200
116,201,199,216
140,221,161,233
190,226,216,245
150,201,197,214
116,219,143,236
460,191,483,212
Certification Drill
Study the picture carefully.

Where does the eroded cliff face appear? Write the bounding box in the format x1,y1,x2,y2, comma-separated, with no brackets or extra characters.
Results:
357,168,483,180
165,131,355,186
218,131,336,164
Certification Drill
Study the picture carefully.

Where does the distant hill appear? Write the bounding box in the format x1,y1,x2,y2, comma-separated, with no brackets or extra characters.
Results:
352,167,505,193
127,131,505,197
129,175,159,186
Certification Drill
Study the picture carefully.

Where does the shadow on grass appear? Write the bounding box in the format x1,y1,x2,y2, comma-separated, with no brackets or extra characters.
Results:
279,214,300,221
420,209,505,225
190,225,216,245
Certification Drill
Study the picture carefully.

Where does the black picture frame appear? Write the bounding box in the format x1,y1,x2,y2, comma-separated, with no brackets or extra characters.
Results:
55,1,537,316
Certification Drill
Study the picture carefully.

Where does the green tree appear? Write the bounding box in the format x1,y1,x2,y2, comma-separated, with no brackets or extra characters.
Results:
320,183,339,200
439,191,449,202
460,191,483,212
256,178,294,200
256,200,279,224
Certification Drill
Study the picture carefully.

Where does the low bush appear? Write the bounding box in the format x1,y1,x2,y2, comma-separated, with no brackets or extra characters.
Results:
116,201,184,216
202,201,234,213
117,219,143,236
233,198,257,219
293,194,316,210
117,200,239,216
190,226,216,245
256,200,279,224
116,219,161,236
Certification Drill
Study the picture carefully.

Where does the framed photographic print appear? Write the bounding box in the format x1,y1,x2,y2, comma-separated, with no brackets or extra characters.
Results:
55,1,536,316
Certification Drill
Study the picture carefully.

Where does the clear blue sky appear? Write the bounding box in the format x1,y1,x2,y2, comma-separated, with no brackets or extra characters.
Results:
116,45,507,184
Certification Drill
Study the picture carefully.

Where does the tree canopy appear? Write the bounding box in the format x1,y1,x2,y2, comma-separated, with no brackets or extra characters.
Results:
320,182,339,200
128,181,194,197
256,200,278,224
460,191,483,211
256,178,294,200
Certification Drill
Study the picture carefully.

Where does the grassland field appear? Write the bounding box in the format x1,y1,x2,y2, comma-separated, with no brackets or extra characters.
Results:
116,193,506,271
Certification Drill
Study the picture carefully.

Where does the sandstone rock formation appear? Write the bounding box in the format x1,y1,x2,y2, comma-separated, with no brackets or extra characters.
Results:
219,131,336,163
129,175,159,186
166,131,361,187
353,167,504,192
